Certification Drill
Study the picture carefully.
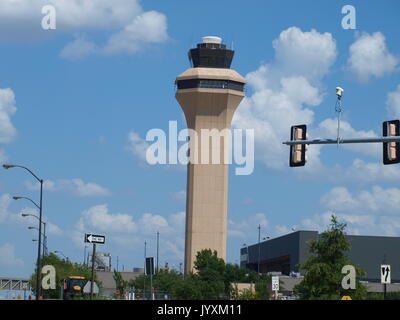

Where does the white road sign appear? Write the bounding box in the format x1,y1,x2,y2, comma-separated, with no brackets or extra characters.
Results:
83,281,99,294
85,233,105,244
272,276,279,291
381,265,391,284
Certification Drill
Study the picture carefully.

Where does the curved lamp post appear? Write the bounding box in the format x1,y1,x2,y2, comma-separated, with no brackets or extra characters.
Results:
19,203,47,259
26,224,47,258
3,164,43,300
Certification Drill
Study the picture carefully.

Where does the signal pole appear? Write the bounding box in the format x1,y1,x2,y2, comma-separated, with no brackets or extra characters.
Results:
90,243,96,300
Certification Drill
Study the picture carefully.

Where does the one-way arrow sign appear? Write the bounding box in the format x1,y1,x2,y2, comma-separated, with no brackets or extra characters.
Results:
85,233,105,244
381,264,391,284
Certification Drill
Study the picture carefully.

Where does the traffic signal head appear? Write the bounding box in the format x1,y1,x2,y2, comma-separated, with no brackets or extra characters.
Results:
383,120,400,165
289,125,307,167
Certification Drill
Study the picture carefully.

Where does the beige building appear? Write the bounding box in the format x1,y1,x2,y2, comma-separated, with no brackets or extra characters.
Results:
175,36,246,273
96,270,144,297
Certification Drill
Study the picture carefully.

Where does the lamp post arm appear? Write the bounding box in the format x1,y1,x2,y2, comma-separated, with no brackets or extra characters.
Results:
12,165,42,183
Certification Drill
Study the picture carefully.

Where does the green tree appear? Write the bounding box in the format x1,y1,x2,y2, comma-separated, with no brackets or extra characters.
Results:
113,270,128,299
128,268,183,299
171,274,203,300
237,288,258,300
223,263,259,299
294,215,368,300
30,253,97,299
254,274,272,299
128,249,268,300
193,249,226,299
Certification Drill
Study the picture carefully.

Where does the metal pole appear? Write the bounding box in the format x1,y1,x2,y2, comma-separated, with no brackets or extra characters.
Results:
384,283,387,300
84,246,86,265
283,136,400,146
257,224,261,274
36,179,43,300
90,243,96,300
156,231,159,299
150,273,153,300
156,231,159,274
43,222,47,259
144,241,146,299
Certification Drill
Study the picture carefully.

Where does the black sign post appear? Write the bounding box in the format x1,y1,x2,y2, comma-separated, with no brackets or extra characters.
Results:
85,233,105,299
146,257,154,300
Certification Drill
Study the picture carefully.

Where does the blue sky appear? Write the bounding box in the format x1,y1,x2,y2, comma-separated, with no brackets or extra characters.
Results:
0,0,400,280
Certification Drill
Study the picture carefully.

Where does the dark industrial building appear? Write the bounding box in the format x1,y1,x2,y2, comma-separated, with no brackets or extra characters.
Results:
240,231,400,282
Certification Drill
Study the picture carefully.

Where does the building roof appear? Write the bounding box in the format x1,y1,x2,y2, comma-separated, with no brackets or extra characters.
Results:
176,68,246,83
96,271,143,291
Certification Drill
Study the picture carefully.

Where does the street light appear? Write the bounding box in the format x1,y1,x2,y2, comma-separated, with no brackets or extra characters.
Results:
20,208,47,258
27,225,46,257
3,163,44,300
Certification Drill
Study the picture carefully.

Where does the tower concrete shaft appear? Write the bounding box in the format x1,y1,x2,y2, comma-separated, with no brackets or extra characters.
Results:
175,36,246,273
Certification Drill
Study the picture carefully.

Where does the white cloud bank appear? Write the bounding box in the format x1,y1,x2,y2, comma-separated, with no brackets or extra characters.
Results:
233,27,337,170
0,243,24,267
387,84,400,119
232,27,399,184
25,178,111,197
72,204,185,261
127,131,150,163
0,88,17,144
293,185,400,237
347,32,398,82
0,0,169,58
0,193,63,235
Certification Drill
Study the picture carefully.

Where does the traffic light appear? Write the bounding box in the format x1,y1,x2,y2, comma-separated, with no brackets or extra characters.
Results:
383,120,400,165
289,125,307,167
145,257,154,275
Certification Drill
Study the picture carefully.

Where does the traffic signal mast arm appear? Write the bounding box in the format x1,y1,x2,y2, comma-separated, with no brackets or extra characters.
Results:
283,136,400,146
285,88,400,167
284,120,400,167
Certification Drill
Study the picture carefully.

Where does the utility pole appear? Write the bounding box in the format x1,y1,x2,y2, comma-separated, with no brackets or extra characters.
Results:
90,243,96,300
257,224,261,274
383,254,387,300
156,231,159,299
156,231,159,274
143,241,147,299
83,246,86,265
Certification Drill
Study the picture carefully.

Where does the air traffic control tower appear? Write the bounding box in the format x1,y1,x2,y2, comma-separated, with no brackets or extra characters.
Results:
175,36,246,273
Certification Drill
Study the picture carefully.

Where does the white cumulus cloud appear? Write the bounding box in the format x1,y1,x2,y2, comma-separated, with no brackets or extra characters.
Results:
127,131,149,163
25,178,111,197
77,204,137,233
0,0,169,58
0,243,23,267
347,32,398,82
233,27,337,170
102,11,168,55
321,185,400,215
313,118,380,158
0,88,17,144
387,84,400,119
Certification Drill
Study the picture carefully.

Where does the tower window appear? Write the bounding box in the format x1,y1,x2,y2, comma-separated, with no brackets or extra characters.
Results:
176,79,244,92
